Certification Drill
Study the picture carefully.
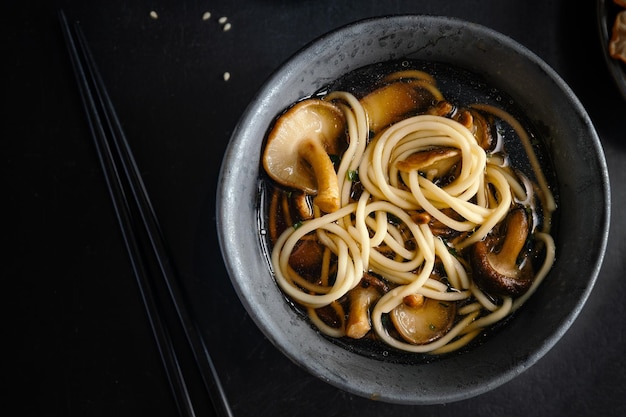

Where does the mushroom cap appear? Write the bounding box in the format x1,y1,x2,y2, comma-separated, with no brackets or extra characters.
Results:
470,206,533,297
471,242,533,296
396,147,461,180
262,98,345,194
454,108,495,151
360,81,433,133
288,238,325,277
390,297,456,345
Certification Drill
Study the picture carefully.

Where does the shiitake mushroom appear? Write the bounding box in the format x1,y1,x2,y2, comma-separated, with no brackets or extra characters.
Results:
262,98,346,213
470,205,534,297
390,295,457,345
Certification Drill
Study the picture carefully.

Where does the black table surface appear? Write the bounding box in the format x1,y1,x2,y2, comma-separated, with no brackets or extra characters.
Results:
6,1,626,416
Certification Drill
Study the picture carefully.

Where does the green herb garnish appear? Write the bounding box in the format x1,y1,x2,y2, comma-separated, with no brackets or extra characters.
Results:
347,169,359,182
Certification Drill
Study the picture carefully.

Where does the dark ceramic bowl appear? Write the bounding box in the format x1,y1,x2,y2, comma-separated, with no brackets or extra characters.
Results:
217,15,610,404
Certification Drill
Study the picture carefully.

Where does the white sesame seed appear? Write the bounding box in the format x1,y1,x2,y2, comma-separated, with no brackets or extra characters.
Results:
223,72,231,81
149,10,158,19
218,16,228,24
223,22,232,31
202,11,211,21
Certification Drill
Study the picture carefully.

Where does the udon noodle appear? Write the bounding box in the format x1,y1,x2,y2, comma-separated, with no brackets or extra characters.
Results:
261,62,556,356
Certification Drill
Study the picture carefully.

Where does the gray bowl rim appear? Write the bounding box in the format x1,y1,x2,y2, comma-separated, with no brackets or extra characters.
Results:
216,14,610,405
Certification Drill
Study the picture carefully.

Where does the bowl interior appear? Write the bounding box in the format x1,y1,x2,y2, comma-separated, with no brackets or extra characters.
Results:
217,15,610,404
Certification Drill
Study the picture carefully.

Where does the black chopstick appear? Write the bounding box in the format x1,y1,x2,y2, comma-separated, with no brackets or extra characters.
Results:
58,10,234,417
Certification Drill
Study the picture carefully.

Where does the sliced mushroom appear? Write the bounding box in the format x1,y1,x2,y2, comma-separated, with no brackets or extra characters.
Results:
396,147,461,181
292,191,313,220
345,274,388,339
314,301,345,330
267,187,291,244
263,99,345,213
411,208,465,239
426,100,455,117
470,206,533,296
288,238,325,279
360,81,434,133
346,285,381,339
390,296,456,345
267,189,313,244
454,108,495,151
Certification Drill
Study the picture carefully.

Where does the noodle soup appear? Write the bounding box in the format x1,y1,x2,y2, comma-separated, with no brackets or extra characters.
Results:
258,60,558,363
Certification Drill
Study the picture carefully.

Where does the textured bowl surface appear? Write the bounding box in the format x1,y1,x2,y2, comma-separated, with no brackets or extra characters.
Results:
217,15,610,404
